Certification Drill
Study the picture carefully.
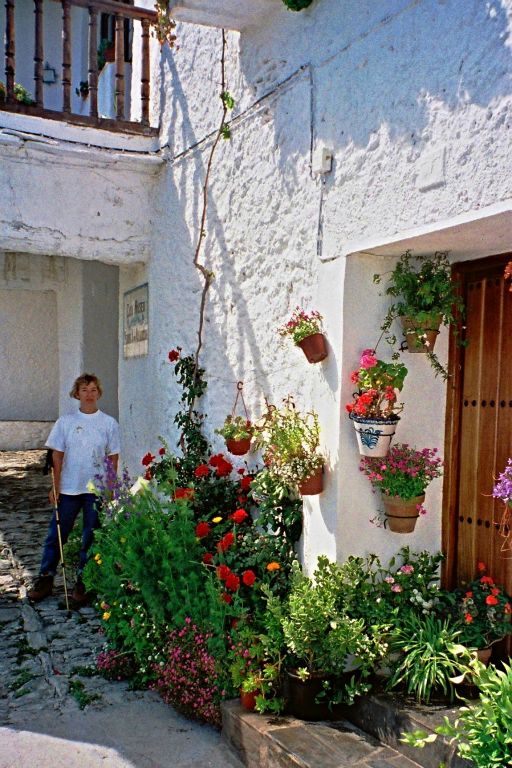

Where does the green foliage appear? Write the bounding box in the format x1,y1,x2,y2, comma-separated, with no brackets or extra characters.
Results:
169,350,209,469
281,0,314,10
0,82,35,105
401,660,512,768
253,397,324,487
83,489,212,677
215,415,252,441
220,91,235,110
387,613,472,703
250,468,303,544
266,558,388,706
374,250,465,379
221,123,231,140
9,669,33,691
63,518,83,572
68,678,101,710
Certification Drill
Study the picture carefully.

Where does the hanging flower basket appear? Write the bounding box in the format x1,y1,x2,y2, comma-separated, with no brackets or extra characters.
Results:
226,437,251,456
349,413,399,457
382,494,425,533
298,466,324,496
400,314,442,354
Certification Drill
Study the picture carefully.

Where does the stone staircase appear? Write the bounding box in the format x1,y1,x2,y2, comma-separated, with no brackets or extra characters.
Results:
222,694,473,768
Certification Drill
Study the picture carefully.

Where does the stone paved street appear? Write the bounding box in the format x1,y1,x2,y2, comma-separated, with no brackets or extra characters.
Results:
0,450,242,768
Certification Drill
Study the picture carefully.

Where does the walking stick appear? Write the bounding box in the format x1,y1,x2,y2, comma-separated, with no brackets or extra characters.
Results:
50,467,70,614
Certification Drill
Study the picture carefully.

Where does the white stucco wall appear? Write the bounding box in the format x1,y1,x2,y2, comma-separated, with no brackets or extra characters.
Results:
128,0,512,569
0,287,58,419
2,0,512,569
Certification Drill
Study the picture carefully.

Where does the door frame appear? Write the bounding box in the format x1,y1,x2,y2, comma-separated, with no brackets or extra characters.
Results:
442,252,512,588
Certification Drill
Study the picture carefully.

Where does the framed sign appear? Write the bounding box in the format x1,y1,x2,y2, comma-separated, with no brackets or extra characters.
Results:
123,283,148,358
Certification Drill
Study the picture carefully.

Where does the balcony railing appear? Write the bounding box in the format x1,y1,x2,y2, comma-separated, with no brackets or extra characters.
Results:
2,0,158,135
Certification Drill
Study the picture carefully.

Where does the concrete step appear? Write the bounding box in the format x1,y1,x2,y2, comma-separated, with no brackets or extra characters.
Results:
221,693,474,768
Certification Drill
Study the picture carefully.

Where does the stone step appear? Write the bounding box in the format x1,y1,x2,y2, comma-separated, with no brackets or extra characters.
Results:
222,701,424,768
222,693,474,768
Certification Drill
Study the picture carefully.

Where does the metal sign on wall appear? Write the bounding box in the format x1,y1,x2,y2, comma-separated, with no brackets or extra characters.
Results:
123,283,148,358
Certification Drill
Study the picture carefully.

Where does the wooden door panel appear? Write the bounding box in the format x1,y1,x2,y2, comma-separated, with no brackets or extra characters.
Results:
447,255,512,596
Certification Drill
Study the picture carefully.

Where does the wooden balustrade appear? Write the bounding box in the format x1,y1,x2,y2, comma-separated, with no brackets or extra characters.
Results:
2,0,158,135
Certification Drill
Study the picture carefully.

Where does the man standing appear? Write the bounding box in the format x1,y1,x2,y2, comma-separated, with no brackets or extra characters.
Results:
28,373,120,604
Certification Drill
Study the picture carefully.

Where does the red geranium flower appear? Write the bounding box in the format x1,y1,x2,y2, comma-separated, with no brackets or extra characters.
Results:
221,592,232,604
209,454,224,467
194,464,210,478
217,531,235,552
217,564,231,581
225,572,240,591
464,612,473,623
174,487,194,501
480,576,494,585
242,570,256,587
477,561,486,572
486,595,499,606
237,468,245,476
159,447,166,456
195,522,210,538
141,452,155,466
231,508,248,524
168,349,180,362
240,476,252,491
144,469,152,480
202,553,214,565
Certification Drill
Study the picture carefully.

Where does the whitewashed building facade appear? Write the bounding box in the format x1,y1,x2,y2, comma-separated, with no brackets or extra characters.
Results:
1,0,511,585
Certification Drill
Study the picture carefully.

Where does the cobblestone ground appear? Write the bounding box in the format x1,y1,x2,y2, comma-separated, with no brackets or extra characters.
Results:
0,450,116,724
0,450,242,768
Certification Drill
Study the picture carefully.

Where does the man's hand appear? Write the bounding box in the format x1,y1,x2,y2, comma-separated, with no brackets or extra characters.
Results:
49,489,59,506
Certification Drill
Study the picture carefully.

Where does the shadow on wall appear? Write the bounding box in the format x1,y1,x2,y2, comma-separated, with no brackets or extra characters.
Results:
238,0,512,152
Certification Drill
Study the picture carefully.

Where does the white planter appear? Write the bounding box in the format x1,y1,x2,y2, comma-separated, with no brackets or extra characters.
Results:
349,414,399,457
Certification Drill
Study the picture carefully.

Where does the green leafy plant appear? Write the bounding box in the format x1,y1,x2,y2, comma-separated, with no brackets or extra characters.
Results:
0,82,35,105
68,678,101,710
250,468,303,544
443,562,512,649
267,558,388,706
215,415,252,441
346,348,407,420
278,307,323,345
253,396,324,488
386,613,472,703
401,659,512,767
374,250,465,378
281,0,314,10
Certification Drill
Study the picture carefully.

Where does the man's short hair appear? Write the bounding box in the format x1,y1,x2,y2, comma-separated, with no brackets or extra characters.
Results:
70,373,103,399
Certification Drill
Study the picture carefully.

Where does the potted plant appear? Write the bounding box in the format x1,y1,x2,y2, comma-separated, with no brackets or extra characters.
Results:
278,307,328,363
215,415,253,456
346,349,407,457
253,397,325,495
265,559,388,719
359,443,443,533
386,613,472,703
445,563,512,659
374,250,465,378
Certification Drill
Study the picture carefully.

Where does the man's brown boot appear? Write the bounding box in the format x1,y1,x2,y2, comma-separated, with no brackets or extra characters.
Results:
27,574,54,602
71,576,89,606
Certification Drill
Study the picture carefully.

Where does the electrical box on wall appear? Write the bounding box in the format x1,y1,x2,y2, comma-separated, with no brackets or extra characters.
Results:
312,146,333,174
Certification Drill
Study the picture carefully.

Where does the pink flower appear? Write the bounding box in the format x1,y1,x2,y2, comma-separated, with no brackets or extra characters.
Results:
359,349,377,369
391,584,402,593
400,565,415,574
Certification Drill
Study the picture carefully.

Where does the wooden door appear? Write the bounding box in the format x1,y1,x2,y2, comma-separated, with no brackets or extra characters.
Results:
443,254,512,595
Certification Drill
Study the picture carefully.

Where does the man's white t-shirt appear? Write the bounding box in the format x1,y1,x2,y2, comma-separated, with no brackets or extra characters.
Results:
45,410,121,495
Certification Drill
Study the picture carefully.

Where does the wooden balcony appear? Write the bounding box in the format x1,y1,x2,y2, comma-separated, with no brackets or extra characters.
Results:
1,0,158,135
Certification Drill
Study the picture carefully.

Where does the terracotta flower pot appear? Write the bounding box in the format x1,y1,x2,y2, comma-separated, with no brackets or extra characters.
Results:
240,689,258,711
349,413,399,457
296,333,328,363
476,646,492,665
382,494,425,533
400,315,442,353
298,467,324,495
226,437,251,456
